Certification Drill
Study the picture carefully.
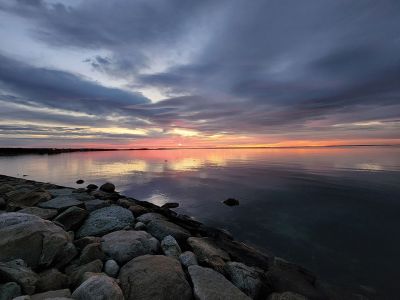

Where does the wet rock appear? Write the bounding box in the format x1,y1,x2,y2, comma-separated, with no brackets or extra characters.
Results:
30,289,71,300
161,235,182,259
0,213,75,269
101,230,159,264
161,202,179,209
73,236,101,251
128,204,148,217
99,182,115,193
188,265,250,300
225,261,266,299
223,198,240,206
0,260,39,295
147,219,191,243
119,255,192,300
84,199,110,212
86,184,98,191
179,251,198,268
134,221,146,230
47,189,75,197
18,207,57,220
76,206,134,238
89,189,119,200
36,269,68,293
53,207,88,231
188,237,230,272
136,212,167,224
0,282,21,299
38,196,83,212
65,259,103,289
71,274,123,300
76,180,84,184
79,243,105,264
7,190,52,209
104,259,119,278
267,292,309,300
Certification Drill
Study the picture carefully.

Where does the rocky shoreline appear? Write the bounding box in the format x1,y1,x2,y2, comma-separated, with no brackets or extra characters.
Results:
0,174,369,300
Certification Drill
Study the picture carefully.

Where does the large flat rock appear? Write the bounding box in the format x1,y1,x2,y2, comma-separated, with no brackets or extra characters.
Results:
38,196,83,211
146,219,191,243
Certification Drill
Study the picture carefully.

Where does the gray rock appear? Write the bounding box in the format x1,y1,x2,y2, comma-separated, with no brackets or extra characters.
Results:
84,199,110,212
225,262,265,299
104,260,119,278
11,296,30,300
6,190,51,209
188,237,230,272
38,196,83,211
76,206,134,238
147,219,191,243
30,289,71,300
65,259,103,289
101,230,159,264
188,265,250,300
86,184,98,190
161,202,179,209
18,207,57,220
0,282,21,300
36,269,68,293
0,213,75,269
267,292,309,300
128,204,148,217
0,260,38,295
53,207,88,231
99,182,115,193
0,197,6,209
47,189,75,197
134,221,146,230
0,183,14,195
79,243,105,264
119,255,192,300
71,274,123,300
136,212,167,224
161,235,182,259
73,237,101,251
179,251,198,268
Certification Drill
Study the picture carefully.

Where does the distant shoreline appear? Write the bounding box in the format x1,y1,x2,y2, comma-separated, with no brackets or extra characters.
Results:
0,144,399,156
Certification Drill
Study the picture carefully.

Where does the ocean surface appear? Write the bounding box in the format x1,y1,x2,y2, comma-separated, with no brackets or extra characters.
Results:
1,146,399,297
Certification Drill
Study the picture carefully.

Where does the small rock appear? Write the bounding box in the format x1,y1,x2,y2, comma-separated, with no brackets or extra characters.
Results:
86,184,98,190
161,202,179,209
38,196,83,211
179,251,198,268
84,199,110,212
30,289,71,300
18,207,58,220
36,269,69,293
101,230,159,264
223,198,240,206
128,204,148,217
76,206,134,238
79,243,106,265
76,180,84,184
188,265,250,300
71,274,124,300
119,255,192,300
99,182,115,193
147,219,191,243
0,282,21,299
65,259,103,289
104,260,119,278
136,212,167,224
161,235,182,259
0,259,39,295
53,207,88,231
134,221,146,230
267,292,309,300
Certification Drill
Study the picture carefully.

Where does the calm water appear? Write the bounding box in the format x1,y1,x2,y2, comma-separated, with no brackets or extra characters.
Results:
1,146,400,297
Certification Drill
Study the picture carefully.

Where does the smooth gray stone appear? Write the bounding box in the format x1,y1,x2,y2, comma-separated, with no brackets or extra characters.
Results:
71,274,123,300
38,196,83,211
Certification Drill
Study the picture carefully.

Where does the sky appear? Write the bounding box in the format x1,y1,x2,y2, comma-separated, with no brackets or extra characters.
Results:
0,0,399,148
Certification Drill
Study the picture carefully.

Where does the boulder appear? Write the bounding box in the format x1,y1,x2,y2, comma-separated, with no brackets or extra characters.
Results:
128,204,148,217
0,260,38,295
119,255,192,300
136,212,167,224
18,207,57,220
79,243,105,264
99,183,115,193
73,237,101,251
30,289,71,300
267,292,309,300
86,184,98,191
76,206,134,238
89,190,119,200
0,183,14,195
101,230,159,264
0,282,21,299
188,265,250,300
187,237,230,272
0,213,75,269
47,189,75,197
71,274,123,300
6,190,51,209
134,221,146,230
179,251,198,268
104,259,119,278
53,207,88,231
84,199,110,212
146,219,191,243
36,269,68,293
161,235,181,259
161,202,179,209
65,259,103,289
225,262,266,299
38,196,83,211
0,197,6,209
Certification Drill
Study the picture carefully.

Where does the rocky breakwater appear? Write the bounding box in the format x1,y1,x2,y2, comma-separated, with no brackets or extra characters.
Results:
0,174,370,300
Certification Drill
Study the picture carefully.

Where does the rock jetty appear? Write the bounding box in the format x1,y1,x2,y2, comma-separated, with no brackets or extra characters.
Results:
0,175,369,300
